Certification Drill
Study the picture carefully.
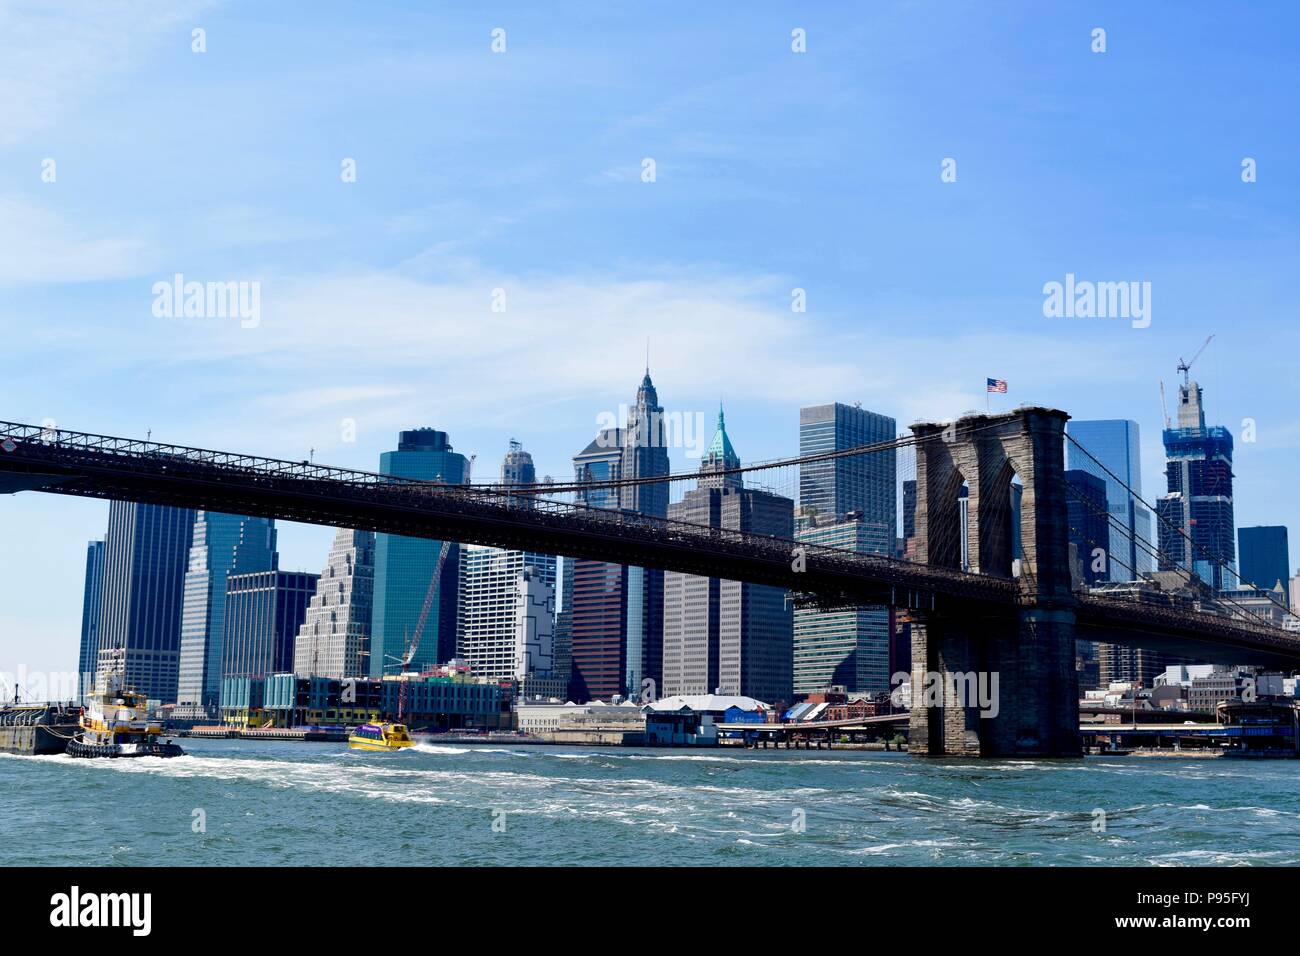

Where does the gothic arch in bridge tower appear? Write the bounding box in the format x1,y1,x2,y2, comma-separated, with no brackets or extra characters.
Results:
907,407,1080,757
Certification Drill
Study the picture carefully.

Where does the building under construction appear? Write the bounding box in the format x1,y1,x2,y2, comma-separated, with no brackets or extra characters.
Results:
1157,378,1237,592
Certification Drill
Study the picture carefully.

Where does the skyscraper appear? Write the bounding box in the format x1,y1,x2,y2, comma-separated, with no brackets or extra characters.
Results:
501,439,537,508
1064,469,1111,587
1065,419,1152,582
1156,382,1236,591
458,545,557,681
371,429,470,676
96,501,196,703
794,519,895,696
452,441,560,682
568,369,671,702
793,403,897,697
1098,644,1169,689
569,424,625,702
663,408,794,705
293,528,375,679
798,403,896,529
514,567,556,680
552,558,574,694
619,370,669,698
1238,526,1290,596
221,570,319,679
77,540,105,701
176,512,277,714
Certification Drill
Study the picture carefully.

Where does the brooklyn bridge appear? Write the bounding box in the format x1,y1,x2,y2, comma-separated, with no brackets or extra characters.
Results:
2,406,1296,758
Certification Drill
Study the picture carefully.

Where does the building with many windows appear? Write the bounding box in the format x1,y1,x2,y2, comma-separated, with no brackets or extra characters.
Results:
371,429,470,676
568,369,671,702
569,423,625,702
663,408,794,707
176,512,278,715
785,400,899,697
221,570,319,680
221,672,503,730
1156,382,1237,592
793,403,896,698
793,517,895,697
457,545,557,681
1238,525,1290,597
1065,419,1153,582
1064,469,1111,587
798,403,896,531
500,439,537,509
96,501,195,704
293,528,375,679
77,540,106,701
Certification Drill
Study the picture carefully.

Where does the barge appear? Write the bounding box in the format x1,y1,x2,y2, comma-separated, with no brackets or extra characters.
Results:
0,701,82,755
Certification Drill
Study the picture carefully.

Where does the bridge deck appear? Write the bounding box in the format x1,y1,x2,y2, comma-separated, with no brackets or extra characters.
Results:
2,420,1299,666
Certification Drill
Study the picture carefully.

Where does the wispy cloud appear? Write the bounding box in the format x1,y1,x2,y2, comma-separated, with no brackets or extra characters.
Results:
0,0,215,149
0,196,156,282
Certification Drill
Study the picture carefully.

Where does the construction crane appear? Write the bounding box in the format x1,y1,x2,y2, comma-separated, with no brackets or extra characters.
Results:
1177,334,1214,386
394,453,473,719
395,538,453,717
1159,380,1171,429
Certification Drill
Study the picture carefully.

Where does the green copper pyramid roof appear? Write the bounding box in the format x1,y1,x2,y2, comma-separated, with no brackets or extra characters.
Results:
707,405,739,465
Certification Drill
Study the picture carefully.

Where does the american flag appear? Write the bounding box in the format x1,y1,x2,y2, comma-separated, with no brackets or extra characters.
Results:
987,378,1008,393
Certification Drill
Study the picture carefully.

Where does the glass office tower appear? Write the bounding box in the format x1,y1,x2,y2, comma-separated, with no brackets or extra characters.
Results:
1238,526,1290,595
77,540,106,701
793,403,896,697
371,429,470,676
177,512,278,714
1065,419,1152,582
798,403,896,531
96,501,196,704
221,570,319,679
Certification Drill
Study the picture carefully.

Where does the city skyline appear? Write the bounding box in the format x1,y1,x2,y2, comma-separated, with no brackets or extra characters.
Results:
15,362,1300,686
3,1,1300,683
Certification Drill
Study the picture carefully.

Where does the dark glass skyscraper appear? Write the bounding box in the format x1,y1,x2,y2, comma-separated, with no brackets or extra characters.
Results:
177,512,277,714
1064,469,1110,587
1065,419,1152,582
96,501,196,703
221,570,319,679
1157,382,1236,592
793,403,896,697
798,403,896,529
77,540,106,701
1238,525,1290,595
371,429,469,675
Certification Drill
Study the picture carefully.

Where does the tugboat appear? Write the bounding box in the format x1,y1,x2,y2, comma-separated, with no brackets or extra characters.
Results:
67,676,184,758
348,722,414,752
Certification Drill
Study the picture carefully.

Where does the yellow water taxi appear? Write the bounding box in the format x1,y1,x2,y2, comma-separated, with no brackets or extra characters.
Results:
348,722,414,751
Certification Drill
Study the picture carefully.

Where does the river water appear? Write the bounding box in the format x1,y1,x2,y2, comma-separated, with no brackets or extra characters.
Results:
2,740,1295,866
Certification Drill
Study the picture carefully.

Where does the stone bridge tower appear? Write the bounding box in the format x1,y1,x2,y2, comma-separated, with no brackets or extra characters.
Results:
908,407,1079,757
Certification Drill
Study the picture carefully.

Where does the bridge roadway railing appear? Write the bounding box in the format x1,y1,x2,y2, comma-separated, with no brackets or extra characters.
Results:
0,421,1016,608
1076,591,1300,658
8,420,1298,653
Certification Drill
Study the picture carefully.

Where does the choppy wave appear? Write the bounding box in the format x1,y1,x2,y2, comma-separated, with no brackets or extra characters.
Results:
2,741,1297,866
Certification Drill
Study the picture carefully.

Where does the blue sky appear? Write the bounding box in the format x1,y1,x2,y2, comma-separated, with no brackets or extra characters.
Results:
1,0,1298,683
